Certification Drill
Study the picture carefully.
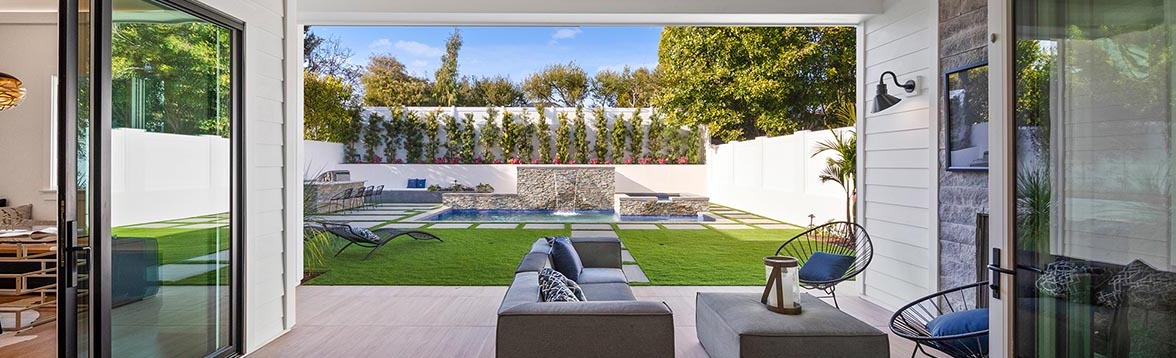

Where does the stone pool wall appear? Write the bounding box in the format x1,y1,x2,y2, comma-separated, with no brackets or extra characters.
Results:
443,166,616,210
615,194,710,216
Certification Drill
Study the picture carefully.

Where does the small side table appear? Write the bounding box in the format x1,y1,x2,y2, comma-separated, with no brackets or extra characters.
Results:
696,292,889,358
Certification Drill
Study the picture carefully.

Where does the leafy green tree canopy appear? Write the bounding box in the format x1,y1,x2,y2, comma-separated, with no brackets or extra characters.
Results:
522,62,589,107
362,54,434,106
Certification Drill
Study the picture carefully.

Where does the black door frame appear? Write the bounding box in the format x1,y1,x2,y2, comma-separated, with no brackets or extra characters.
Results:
57,0,247,356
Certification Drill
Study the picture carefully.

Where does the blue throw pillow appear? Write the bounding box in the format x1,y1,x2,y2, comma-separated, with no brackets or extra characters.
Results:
547,237,584,281
406,179,417,188
415,179,427,188
926,308,989,355
798,252,855,282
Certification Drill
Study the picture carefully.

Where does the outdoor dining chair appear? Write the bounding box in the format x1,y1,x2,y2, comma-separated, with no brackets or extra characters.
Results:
774,221,874,308
890,281,989,358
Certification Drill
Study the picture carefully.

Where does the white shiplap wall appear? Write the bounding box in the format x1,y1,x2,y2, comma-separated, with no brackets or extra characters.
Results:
195,0,293,353
859,0,939,310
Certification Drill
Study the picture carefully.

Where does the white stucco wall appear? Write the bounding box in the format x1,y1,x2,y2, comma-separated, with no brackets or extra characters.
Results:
858,0,940,310
706,129,853,226
0,13,58,221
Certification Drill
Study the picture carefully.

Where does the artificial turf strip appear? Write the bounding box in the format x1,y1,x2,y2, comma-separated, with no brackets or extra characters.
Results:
618,227,810,286
305,229,569,286
111,226,230,264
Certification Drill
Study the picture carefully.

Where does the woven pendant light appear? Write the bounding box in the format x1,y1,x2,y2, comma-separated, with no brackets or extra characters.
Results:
0,72,27,111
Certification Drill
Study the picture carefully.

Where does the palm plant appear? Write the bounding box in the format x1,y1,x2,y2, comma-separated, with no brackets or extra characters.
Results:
813,129,857,223
1015,168,1050,253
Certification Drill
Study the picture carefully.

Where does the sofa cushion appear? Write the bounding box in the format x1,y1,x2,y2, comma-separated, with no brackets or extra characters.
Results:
578,282,637,301
1097,260,1176,310
1036,260,1093,301
530,238,553,254
547,237,584,281
0,204,32,226
538,268,581,302
499,272,541,313
926,308,989,355
799,252,855,282
577,268,628,284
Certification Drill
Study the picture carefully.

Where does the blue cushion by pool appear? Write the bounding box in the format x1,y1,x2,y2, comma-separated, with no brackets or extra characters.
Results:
407,179,417,188
798,252,855,282
547,237,584,281
415,179,427,188
926,308,989,355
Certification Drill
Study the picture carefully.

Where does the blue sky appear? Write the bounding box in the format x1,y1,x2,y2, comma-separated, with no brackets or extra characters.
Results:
310,26,663,80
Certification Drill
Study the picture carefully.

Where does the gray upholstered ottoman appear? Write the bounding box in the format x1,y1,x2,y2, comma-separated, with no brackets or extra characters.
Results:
696,292,888,358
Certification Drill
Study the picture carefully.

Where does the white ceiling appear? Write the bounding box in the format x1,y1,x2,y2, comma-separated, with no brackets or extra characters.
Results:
298,0,884,25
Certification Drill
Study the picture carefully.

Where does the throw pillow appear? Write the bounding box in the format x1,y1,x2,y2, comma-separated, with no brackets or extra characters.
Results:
1036,260,1093,301
565,276,587,301
1097,260,1176,310
798,252,855,282
352,227,382,243
546,236,584,281
0,204,32,226
925,308,989,355
538,268,581,302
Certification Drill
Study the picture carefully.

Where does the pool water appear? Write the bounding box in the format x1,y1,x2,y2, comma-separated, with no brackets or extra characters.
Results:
426,209,714,223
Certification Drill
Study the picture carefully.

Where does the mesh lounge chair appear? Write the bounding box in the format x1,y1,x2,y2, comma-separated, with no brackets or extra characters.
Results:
316,222,442,260
774,221,874,308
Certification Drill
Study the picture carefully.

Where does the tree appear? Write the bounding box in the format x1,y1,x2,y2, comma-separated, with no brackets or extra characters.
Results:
303,71,360,142
535,105,553,163
442,113,461,160
362,54,433,106
403,112,425,163
382,107,403,162
516,108,535,162
656,26,856,142
304,27,362,86
424,109,443,160
628,108,645,158
610,113,628,162
362,113,384,162
573,105,589,163
480,108,501,161
434,29,463,106
522,62,589,107
647,110,665,159
460,113,477,162
813,130,857,223
471,76,526,106
591,107,610,161
591,66,659,107
555,112,572,163
500,109,517,159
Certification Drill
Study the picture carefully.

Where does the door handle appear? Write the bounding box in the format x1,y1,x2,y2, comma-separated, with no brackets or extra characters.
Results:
987,248,1015,299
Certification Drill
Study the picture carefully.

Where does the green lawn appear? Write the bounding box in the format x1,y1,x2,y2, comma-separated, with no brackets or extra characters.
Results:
304,225,822,286
305,229,569,285
112,225,230,265
619,227,805,285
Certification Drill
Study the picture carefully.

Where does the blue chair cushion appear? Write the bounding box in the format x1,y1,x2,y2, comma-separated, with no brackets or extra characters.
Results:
415,179,427,188
926,308,989,355
547,237,584,281
406,179,417,188
798,252,855,282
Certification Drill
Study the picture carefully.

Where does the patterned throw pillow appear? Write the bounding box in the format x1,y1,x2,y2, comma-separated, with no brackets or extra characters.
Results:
0,204,32,226
538,268,582,302
1097,260,1176,310
1036,260,1092,301
352,227,382,242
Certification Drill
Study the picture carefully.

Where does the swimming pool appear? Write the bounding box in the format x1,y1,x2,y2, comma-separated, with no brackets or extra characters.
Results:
424,209,715,223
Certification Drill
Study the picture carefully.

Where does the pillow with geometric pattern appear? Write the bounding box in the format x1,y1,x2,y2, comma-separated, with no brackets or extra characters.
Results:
538,268,583,302
1097,260,1176,310
351,227,382,242
0,204,32,226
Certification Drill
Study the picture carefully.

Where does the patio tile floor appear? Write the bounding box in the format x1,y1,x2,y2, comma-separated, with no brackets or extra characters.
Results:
736,218,778,224
615,224,659,230
380,223,426,229
622,264,650,282
427,223,473,229
570,224,613,230
708,224,755,230
660,224,708,230
756,224,800,230
475,223,520,229
570,230,619,238
522,223,566,229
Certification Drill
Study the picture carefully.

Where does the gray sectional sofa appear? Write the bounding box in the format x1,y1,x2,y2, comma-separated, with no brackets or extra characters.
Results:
496,236,675,358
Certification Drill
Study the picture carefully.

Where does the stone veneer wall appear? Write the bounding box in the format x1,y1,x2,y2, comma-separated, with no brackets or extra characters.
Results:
443,166,616,210
938,0,990,290
614,194,709,216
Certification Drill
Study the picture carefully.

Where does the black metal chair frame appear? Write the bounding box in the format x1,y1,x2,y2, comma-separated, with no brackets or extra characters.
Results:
774,221,874,309
321,188,353,213
314,222,443,260
889,281,990,358
367,185,384,208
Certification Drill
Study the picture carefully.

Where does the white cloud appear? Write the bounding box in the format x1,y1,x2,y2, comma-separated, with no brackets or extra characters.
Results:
368,39,393,52
549,28,583,45
394,40,444,57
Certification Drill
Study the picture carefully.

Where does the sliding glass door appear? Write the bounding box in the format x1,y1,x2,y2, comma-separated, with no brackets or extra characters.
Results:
1010,0,1176,356
58,0,243,356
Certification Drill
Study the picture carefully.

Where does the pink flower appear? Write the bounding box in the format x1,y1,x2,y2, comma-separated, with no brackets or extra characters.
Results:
474,157,483,164
677,156,689,164
532,158,542,164
588,158,600,164
508,158,521,164
493,159,503,164
450,157,462,164
393,158,404,164
604,160,613,164
657,157,668,164
435,157,446,164
638,157,652,165
623,158,633,164
552,157,562,164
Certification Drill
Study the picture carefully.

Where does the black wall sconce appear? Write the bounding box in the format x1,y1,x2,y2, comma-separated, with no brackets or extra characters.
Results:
872,71,917,113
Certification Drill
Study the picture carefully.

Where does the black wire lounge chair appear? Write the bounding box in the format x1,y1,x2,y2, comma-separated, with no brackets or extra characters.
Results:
889,281,990,358
774,221,874,308
316,222,442,260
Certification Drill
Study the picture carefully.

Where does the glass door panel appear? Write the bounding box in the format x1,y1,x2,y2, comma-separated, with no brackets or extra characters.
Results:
1013,0,1176,356
58,0,93,356
108,0,236,356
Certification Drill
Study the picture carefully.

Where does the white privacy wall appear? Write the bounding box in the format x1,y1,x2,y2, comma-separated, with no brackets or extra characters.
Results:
858,0,939,311
706,129,853,225
197,0,294,353
110,129,230,227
